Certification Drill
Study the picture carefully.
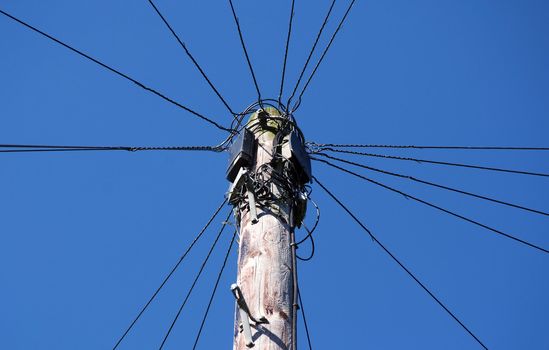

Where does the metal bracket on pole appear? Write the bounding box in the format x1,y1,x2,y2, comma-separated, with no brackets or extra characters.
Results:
231,283,269,348
244,177,259,224
227,167,258,224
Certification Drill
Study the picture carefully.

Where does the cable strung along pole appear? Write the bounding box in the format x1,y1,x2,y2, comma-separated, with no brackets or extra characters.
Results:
309,143,549,150
313,176,488,349
292,0,356,111
226,107,311,349
111,198,227,350
313,157,549,254
228,0,263,105
0,9,231,133
147,0,238,117
0,144,224,154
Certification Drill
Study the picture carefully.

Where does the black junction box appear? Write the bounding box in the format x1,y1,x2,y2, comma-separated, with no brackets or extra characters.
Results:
286,131,312,184
226,128,255,181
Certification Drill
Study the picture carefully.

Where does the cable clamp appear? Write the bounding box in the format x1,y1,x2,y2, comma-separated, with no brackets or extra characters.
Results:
305,141,322,154
244,175,259,224
231,284,268,324
230,283,268,348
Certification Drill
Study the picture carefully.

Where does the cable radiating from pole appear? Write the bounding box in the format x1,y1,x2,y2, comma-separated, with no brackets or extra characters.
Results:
315,153,549,216
314,158,549,254
292,0,356,111
0,148,124,154
227,0,263,104
287,0,337,108
312,143,549,151
0,9,231,133
192,229,237,349
0,144,223,153
278,0,296,106
111,199,227,350
158,211,232,350
318,148,549,178
147,0,237,117
313,176,488,350
298,288,313,350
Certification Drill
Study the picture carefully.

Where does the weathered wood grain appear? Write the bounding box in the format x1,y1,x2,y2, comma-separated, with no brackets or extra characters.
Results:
234,109,294,350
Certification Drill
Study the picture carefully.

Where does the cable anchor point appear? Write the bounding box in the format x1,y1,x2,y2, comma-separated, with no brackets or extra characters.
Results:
230,283,269,348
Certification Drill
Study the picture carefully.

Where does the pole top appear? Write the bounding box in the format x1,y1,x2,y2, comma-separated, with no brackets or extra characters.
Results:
246,107,284,137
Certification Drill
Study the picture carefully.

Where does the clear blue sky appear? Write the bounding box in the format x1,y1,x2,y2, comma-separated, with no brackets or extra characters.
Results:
1,1,548,349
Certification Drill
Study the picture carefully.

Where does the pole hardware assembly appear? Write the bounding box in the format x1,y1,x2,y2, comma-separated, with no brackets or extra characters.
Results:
231,283,269,348
226,105,312,349
228,167,259,224
280,130,312,184
227,128,256,182
245,174,259,224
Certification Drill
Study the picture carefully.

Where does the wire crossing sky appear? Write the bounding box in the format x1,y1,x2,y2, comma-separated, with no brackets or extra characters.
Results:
0,1,548,349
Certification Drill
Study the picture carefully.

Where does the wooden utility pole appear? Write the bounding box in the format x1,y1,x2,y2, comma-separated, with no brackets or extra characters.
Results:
232,107,296,350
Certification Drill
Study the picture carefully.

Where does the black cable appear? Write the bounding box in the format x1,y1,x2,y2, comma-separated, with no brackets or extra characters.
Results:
0,148,125,154
112,198,227,350
315,152,549,217
296,224,316,262
295,194,320,262
313,176,488,350
147,0,237,118
227,0,263,105
314,158,549,254
319,147,549,178
287,0,337,108
158,210,232,350
1,144,128,149
292,0,356,111
0,144,223,154
312,143,549,150
290,224,299,350
295,198,321,246
0,9,231,133
298,288,313,350
278,0,296,106
192,229,237,350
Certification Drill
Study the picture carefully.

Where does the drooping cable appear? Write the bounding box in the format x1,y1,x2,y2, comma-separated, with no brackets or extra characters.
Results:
0,144,224,154
317,147,549,178
287,0,337,108
192,229,237,349
313,176,488,350
158,210,232,350
292,0,356,111
311,143,549,151
295,196,320,262
227,0,263,105
111,198,227,350
298,288,313,350
0,9,231,133
314,158,549,254
315,152,549,217
296,223,316,262
295,197,321,246
278,0,296,106
147,0,237,118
